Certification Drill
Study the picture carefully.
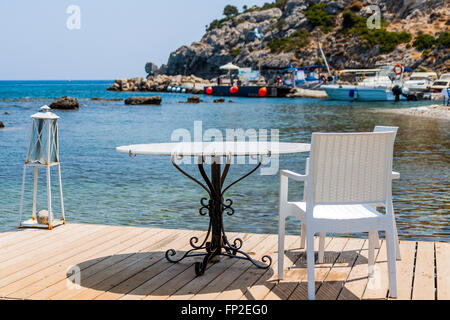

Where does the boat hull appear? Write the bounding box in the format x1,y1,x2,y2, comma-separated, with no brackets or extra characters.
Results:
322,85,405,101
205,86,291,98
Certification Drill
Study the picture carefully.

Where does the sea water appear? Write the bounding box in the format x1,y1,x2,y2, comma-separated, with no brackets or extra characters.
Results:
0,81,448,241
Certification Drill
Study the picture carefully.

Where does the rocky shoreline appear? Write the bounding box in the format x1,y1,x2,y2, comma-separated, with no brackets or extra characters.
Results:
107,75,211,94
372,104,450,120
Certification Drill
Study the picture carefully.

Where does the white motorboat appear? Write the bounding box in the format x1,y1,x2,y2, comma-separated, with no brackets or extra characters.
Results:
430,73,450,93
403,72,437,94
322,66,407,101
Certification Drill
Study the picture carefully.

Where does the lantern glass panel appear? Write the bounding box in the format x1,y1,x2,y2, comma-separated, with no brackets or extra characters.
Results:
26,118,59,165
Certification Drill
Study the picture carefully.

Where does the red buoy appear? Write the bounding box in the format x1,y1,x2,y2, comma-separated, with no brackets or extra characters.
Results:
259,87,268,97
230,86,239,94
206,86,213,95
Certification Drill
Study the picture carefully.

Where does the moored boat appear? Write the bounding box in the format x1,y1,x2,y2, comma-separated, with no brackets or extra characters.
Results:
322,66,409,101
430,73,450,93
204,85,292,98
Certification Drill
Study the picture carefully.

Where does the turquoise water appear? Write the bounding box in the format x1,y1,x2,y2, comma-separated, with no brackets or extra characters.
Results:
0,81,448,241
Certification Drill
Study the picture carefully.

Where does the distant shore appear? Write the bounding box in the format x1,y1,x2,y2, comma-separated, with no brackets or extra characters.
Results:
372,104,450,121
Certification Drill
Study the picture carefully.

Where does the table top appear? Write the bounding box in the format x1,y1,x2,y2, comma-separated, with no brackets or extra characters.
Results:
116,141,310,157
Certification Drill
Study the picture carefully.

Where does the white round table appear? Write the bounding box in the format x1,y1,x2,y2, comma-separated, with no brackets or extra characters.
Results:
117,141,310,276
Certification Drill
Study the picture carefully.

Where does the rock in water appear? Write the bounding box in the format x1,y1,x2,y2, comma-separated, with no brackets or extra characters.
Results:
124,96,162,105
187,96,201,103
50,96,79,110
213,98,225,103
37,210,49,225
0,121,4,128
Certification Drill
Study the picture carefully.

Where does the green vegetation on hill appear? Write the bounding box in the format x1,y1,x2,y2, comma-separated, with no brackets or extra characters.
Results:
342,10,411,53
437,32,450,48
413,32,449,50
413,34,437,50
223,5,238,18
206,18,226,31
260,0,288,11
266,28,311,53
305,3,335,33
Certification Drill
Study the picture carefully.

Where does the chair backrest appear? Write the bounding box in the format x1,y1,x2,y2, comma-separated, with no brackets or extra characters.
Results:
308,132,396,206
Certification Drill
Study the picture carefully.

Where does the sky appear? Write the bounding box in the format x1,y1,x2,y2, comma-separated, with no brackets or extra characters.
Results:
0,0,269,80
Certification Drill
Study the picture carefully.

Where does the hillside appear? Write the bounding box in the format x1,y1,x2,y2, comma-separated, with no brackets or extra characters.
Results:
164,0,449,79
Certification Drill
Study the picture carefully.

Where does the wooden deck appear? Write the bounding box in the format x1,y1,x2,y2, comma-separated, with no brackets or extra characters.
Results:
0,223,448,300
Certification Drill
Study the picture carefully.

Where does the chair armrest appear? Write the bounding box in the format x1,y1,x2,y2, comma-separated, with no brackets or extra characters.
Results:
280,170,307,181
392,171,400,180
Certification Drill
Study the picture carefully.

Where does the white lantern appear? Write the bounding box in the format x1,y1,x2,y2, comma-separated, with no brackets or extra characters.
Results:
19,105,65,229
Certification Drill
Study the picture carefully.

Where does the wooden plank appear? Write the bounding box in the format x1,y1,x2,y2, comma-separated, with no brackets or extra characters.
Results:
388,240,416,300
120,232,244,300
315,238,365,300
40,227,178,300
0,225,130,298
0,224,108,284
285,237,349,300
436,242,450,300
214,234,299,300
412,241,435,300
0,225,71,253
94,230,201,300
362,240,389,300
4,226,149,299
165,233,269,300
0,224,86,263
0,222,438,301
26,227,178,300
0,224,94,253
337,239,382,300
146,233,256,300
241,236,334,300
193,234,298,300
69,229,198,300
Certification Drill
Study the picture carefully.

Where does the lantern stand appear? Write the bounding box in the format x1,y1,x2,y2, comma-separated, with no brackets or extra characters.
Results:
19,105,65,230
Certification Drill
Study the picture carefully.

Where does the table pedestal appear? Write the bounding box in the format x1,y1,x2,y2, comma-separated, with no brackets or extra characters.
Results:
165,155,272,276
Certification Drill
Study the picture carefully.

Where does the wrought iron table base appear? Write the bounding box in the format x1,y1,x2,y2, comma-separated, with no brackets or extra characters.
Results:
166,154,272,276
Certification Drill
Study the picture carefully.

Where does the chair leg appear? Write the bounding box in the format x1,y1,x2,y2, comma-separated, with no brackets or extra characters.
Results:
278,215,286,280
394,229,401,261
368,231,377,277
374,232,381,249
300,223,306,249
306,230,315,300
318,232,325,263
392,216,402,261
385,226,398,298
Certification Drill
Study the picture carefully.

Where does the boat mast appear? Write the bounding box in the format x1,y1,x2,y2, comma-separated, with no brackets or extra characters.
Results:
319,41,331,75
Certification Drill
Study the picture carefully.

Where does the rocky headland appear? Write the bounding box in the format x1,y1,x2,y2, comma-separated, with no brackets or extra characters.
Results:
166,0,449,78
109,0,448,95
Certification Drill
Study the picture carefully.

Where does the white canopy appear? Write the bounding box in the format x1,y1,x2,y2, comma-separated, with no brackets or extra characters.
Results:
219,62,240,71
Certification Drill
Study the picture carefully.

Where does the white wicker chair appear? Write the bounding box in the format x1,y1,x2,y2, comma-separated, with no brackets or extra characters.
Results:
278,132,398,300
371,126,401,259
301,126,402,262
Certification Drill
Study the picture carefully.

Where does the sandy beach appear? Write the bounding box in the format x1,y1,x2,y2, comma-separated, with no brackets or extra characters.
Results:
372,104,450,121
